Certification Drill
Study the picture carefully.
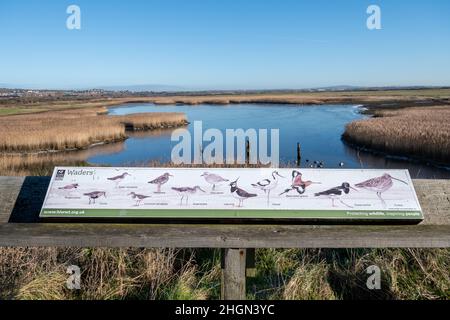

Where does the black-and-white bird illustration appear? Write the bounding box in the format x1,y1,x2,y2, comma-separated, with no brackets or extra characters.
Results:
230,178,257,208
107,172,130,188
314,183,357,208
252,170,284,205
83,191,106,204
128,192,151,206
171,186,205,205
149,172,173,193
58,183,79,190
200,172,229,191
279,170,320,196
355,173,408,207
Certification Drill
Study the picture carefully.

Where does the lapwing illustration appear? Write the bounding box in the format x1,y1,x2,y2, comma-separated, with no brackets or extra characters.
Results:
355,173,408,207
58,183,79,190
230,178,257,208
107,172,130,188
171,186,205,206
149,172,173,193
314,183,357,208
128,192,151,206
279,170,320,196
200,172,229,191
252,170,284,205
83,191,106,205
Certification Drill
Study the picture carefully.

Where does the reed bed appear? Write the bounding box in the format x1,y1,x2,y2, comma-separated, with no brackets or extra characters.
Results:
0,108,187,153
343,106,450,164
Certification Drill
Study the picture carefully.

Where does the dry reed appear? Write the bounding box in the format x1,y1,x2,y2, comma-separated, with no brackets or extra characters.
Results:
343,106,450,164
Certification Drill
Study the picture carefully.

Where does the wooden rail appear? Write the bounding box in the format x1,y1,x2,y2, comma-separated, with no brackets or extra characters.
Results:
0,176,449,299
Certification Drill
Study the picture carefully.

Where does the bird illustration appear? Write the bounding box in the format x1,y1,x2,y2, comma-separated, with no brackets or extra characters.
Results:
279,170,320,196
314,183,357,208
355,173,408,207
83,191,106,204
200,172,229,191
252,170,284,205
128,192,151,206
107,172,130,188
171,186,205,205
58,183,79,190
149,172,173,193
230,178,257,208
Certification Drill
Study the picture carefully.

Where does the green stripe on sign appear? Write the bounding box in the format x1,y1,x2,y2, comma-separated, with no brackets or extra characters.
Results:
40,208,423,219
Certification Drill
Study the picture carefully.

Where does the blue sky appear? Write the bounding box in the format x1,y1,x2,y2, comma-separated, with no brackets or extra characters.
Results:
1,0,449,90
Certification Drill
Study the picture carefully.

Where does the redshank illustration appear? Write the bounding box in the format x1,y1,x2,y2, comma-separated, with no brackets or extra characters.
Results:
149,172,173,193
200,172,229,191
279,170,320,196
314,183,357,208
107,172,130,188
252,170,284,205
83,191,106,204
58,183,79,190
230,178,257,208
128,192,151,206
171,186,205,205
355,173,408,207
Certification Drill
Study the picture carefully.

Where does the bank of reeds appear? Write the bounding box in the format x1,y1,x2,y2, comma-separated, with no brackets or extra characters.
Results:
343,106,450,164
0,108,187,153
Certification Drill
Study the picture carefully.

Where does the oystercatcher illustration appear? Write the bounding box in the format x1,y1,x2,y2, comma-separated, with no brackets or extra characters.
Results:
58,183,79,190
279,170,320,196
200,172,229,191
252,170,284,205
230,178,257,208
171,186,205,205
107,172,130,188
314,183,356,208
83,191,106,204
128,192,151,206
149,172,173,193
355,173,408,207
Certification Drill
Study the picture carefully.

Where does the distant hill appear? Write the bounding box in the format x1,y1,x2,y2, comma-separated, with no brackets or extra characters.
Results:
98,84,187,92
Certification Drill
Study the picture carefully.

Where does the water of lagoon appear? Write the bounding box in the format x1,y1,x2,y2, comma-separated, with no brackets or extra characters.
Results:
86,103,450,179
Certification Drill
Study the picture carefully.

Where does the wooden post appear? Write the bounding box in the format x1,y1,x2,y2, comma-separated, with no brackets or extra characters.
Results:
245,140,250,165
221,248,247,300
296,142,301,167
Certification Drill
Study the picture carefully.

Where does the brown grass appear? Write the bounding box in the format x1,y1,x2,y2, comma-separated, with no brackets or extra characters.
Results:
0,108,187,153
343,106,450,164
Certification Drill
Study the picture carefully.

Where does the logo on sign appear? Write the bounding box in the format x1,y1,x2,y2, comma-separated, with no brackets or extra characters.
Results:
55,169,66,180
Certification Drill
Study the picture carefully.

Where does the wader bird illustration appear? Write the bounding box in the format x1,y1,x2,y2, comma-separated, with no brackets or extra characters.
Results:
200,172,229,191
314,183,356,208
252,170,284,205
58,183,79,190
171,186,205,205
279,170,320,195
149,172,173,193
128,192,151,206
83,191,106,204
230,178,257,208
107,172,130,188
355,173,408,207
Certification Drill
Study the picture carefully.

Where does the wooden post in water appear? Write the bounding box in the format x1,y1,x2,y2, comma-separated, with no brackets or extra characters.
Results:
296,142,302,167
245,139,250,165
221,248,247,300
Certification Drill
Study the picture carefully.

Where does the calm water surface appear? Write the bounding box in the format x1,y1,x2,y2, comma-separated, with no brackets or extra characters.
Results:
86,103,450,179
